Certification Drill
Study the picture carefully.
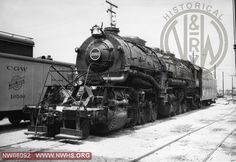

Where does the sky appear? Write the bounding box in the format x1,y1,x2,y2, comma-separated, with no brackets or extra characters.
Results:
0,0,235,90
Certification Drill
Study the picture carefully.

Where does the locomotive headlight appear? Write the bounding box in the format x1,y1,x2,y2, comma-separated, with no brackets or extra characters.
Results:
85,39,114,72
90,48,101,61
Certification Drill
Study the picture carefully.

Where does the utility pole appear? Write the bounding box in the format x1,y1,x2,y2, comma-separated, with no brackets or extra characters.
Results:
231,75,236,100
222,71,224,97
232,75,233,99
232,0,236,100
233,0,236,72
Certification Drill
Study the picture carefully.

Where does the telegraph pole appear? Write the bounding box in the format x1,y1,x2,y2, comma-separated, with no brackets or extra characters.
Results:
232,75,234,99
222,71,224,97
232,0,236,100
233,0,236,72
231,75,236,99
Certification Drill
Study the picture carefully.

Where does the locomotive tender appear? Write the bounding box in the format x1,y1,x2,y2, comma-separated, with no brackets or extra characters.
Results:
25,24,216,138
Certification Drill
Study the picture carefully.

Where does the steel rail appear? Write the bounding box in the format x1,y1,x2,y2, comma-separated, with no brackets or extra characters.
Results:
132,108,236,162
202,127,236,162
0,139,33,148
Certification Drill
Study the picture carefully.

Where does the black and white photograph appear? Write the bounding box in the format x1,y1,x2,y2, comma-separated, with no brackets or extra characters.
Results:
0,0,236,161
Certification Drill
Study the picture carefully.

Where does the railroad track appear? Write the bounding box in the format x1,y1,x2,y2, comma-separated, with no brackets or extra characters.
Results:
0,133,81,149
0,106,235,162
202,127,236,162
132,109,236,162
0,139,33,149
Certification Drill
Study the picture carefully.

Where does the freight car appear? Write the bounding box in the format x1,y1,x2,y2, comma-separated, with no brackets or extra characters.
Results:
24,24,217,139
0,32,75,124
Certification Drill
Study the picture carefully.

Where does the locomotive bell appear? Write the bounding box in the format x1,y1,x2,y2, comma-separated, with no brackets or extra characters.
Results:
90,25,105,39
86,40,114,72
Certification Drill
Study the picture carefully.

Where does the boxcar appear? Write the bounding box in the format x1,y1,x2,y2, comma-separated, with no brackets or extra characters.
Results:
0,52,74,124
0,31,34,57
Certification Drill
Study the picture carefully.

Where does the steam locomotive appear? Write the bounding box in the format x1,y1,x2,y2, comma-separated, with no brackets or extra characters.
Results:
25,25,216,139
